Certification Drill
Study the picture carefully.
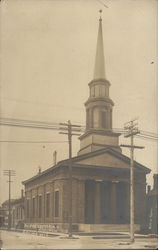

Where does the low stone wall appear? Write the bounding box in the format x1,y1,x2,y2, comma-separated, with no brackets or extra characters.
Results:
24,223,69,233
78,224,140,233
24,223,140,233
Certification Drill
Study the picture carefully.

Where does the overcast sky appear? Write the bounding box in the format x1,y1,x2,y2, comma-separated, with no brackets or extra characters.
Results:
0,0,157,204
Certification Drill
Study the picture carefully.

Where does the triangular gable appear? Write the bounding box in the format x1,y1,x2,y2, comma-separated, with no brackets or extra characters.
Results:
73,148,150,173
75,151,130,170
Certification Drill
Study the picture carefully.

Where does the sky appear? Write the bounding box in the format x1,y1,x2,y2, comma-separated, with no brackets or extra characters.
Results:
0,0,157,204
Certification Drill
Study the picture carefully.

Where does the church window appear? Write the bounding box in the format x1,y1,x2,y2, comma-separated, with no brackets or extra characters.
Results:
38,195,42,218
55,190,59,217
32,197,35,218
26,199,29,218
46,193,50,217
101,111,106,128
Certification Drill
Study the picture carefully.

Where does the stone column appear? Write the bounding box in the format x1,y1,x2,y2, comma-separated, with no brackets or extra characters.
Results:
111,182,116,223
124,182,130,223
95,181,101,223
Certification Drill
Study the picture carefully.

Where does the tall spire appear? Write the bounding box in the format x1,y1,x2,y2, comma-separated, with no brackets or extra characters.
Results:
93,10,106,80
78,10,121,156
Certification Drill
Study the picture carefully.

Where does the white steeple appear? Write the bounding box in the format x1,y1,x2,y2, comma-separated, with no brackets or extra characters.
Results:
78,11,121,156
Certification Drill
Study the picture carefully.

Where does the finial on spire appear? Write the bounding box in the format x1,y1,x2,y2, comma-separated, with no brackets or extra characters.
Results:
99,9,102,21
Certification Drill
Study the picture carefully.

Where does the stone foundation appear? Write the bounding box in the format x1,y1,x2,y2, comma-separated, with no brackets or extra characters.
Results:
24,223,140,233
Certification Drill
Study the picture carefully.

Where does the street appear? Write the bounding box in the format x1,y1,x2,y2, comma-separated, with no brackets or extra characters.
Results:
0,230,158,249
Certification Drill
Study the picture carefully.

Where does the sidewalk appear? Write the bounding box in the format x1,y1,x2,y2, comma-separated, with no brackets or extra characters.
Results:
1,229,158,249
1,227,158,239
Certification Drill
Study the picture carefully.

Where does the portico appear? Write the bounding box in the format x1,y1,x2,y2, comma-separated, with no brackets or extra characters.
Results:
84,179,129,224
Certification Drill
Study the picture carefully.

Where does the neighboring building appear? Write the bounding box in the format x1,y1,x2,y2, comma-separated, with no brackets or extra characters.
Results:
1,191,24,229
146,174,158,234
1,199,15,228
0,206,5,227
11,196,25,229
22,16,151,233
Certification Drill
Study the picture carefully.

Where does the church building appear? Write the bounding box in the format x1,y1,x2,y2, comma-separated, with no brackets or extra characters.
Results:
22,15,150,233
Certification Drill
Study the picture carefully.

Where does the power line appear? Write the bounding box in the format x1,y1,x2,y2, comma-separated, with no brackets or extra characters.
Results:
0,135,157,144
0,140,68,144
0,118,131,134
0,117,60,125
140,130,158,137
115,129,158,140
139,134,158,139
0,117,85,132
0,117,157,140
97,0,109,8
136,134,158,142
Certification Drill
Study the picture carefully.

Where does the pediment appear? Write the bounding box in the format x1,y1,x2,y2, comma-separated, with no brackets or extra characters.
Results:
75,151,129,169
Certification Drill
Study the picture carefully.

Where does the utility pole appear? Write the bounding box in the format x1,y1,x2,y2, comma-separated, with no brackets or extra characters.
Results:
59,120,81,238
120,118,144,243
3,169,16,230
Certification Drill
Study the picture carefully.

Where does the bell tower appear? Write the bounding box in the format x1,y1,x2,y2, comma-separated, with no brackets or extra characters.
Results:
78,12,121,155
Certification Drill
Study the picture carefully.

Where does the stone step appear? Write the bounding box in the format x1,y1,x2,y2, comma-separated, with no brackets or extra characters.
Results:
78,224,140,233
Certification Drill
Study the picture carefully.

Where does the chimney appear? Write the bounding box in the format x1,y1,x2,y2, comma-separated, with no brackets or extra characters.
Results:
53,151,57,165
38,166,41,174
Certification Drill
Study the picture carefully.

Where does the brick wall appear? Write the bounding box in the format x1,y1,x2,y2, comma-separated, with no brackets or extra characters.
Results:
24,164,148,229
